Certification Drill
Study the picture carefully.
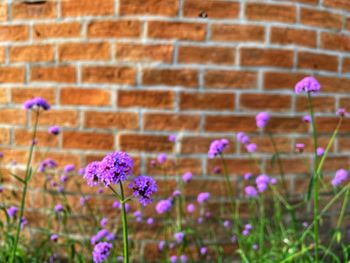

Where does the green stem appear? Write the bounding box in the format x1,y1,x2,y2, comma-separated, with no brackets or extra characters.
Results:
10,109,40,263
119,181,129,263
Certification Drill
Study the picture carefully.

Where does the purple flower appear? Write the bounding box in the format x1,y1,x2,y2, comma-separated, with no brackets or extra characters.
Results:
237,132,249,145
245,224,252,230
20,217,27,229
92,242,112,263
170,256,177,263
295,143,305,153
180,255,187,263
303,115,312,123
23,97,50,111
244,173,252,180
147,218,154,225
157,153,167,164
159,240,166,251
295,76,321,94
242,229,249,236
100,218,107,228
134,210,141,218
197,217,204,224
39,158,58,172
48,126,60,135
332,168,348,187
197,192,210,203
245,186,258,197
246,143,257,153
57,186,64,193
172,190,181,197
91,229,109,245
50,234,58,242
337,108,347,117
231,235,237,243
97,152,134,186
7,206,18,218
256,112,270,128
302,221,309,228
223,220,231,229
80,196,89,206
60,175,68,183
182,172,192,183
270,178,278,185
186,203,195,213
316,147,324,156
106,232,115,241
64,164,75,174
253,244,259,250
155,199,172,214
256,174,270,185
168,134,176,142
174,232,185,243
200,247,207,255
84,161,100,187
54,204,64,213
129,175,157,206
208,139,229,158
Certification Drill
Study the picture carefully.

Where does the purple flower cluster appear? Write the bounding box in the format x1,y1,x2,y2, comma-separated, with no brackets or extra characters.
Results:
242,223,252,236
174,232,185,243
129,175,157,206
256,112,270,128
84,161,100,187
157,153,167,164
244,186,258,198
38,158,58,173
256,174,270,192
7,206,18,218
332,169,348,187
54,204,64,213
182,172,192,183
23,97,50,111
91,229,109,245
48,125,60,135
92,242,112,263
208,139,229,158
237,132,257,153
197,192,210,203
295,76,321,94
155,199,172,214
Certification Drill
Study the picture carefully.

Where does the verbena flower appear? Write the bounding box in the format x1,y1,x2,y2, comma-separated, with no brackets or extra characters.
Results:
337,108,347,117
187,203,195,213
106,232,115,241
38,158,58,173
256,174,270,193
147,218,154,225
244,172,252,180
295,143,305,153
302,115,311,123
84,161,100,187
256,112,270,128
54,204,64,213
246,143,257,153
332,169,348,187
48,125,60,135
270,178,278,185
170,255,177,263
159,240,166,251
182,172,192,183
91,229,109,245
237,132,249,145
208,139,229,158
97,152,134,186
23,97,50,111
245,186,258,197
7,206,18,217
317,147,324,156
155,199,172,214
223,220,231,229
100,218,107,228
64,164,75,174
92,242,112,263
20,217,27,229
50,234,58,242
180,255,187,263
253,244,259,250
294,76,321,94
172,190,181,197
174,232,185,243
129,175,157,206
197,192,210,203
157,153,167,164
200,247,207,255
168,134,176,142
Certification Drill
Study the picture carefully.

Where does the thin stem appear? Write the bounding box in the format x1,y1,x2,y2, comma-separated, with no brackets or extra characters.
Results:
119,181,129,263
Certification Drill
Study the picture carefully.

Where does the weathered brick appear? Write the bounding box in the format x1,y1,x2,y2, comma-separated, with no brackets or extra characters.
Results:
0,25,28,41
60,88,110,106
264,72,306,90
298,51,338,72
342,58,350,73
0,3,7,21
178,46,235,65
0,88,8,104
296,97,335,113
148,21,206,41
270,27,317,47
33,22,80,39
143,113,200,131
316,117,350,133
118,90,174,109
116,44,173,63
324,0,350,11
12,1,56,19
211,24,265,42
143,69,198,87
84,111,139,130
31,66,76,83
88,20,141,38
14,129,58,147
239,93,291,111
61,0,114,17
119,134,172,152
0,109,25,125
317,76,350,93
205,70,257,89
9,45,53,62
63,131,114,150
0,128,9,145
241,48,294,68
321,32,350,52
245,3,296,23
82,66,136,85
0,47,4,63
12,88,56,105
300,8,342,30
36,110,78,127
120,0,178,16
183,0,239,18
180,92,235,110
59,42,110,61
0,67,25,83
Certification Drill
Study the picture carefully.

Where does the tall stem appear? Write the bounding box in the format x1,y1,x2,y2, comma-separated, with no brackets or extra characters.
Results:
10,110,39,262
119,181,129,263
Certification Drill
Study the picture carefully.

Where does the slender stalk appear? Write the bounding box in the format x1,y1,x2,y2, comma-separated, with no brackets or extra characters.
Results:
10,109,40,263
119,181,129,263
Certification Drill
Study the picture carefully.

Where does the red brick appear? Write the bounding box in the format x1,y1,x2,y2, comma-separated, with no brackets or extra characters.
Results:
300,8,342,30
0,109,25,125
63,131,114,150
59,42,110,61
317,76,350,93
321,32,350,52
0,67,25,83
61,0,114,17
82,66,136,85
181,136,235,154
31,66,76,83
242,136,292,154
180,92,234,110
205,70,257,89
116,44,173,63
264,72,306,90
316,117,350,133
298,52,338,72
0,47,4,63
211,24,265,42
36,110,78,128
239,93,291,111
0,3,6,21
14,129,58,147
207,158,260,175
0,88,8,104
12,1,56,19
270,27,316,48
142,69,198,87
88,20,141,38
324,0,350,11
12,88,56,105
0,128,9,145
0,25,28,41
178,46,235,65
120,0,178,16
143,113,200,131
33,22,80,39
60,88,110,106
296,97,335,113
118,90,174,109
84,111,139,130
119,134,172,152
9,45,53,62
241,48,294,68
342,58,350,73
183,0,239,18
245,3,296,23
148,21,206,41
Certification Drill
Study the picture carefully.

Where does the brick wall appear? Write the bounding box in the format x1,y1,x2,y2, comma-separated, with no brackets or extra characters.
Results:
1,0,350,259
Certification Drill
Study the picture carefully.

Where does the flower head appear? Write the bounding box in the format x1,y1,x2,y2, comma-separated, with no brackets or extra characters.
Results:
182,172,192,183
147,218,154,225
197,192,210,203
155,199,172,214
337,108,347,117
50,234,58,242
186,203,195,213
180,255,187,263
157,153,167,164
256,112,270,128
20,217,27,229
92,242,112,263
317,147,324,156
23,97,50,111
7,206,18,218
245,186,258,197
129,175,157,206
54,204,64,213
168,134,176,142
159,240,166,251
200,247,207,255
302,115,312,123
208,139,229,158
174,232,185,243
332,168,348,187
64,164,75,174
48,126,60,135
246,143,257,153
97,151,133,186
295,76,321,94
295,143,305,153
38,158,58,172
170,256,177,263
237,132,249,145
84,161,100,187
244,173,252,180
100,218,107,228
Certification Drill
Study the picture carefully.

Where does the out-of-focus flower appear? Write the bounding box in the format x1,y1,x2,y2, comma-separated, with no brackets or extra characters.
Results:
302,115,312,123
174,232,185,243
186,203,195,213
332,169,348,187
182,172,192,183
91,229,109,245
168,134,176,142
246,143,257,153
84,161,100,187
155,200,172,214
244,173,252,180
295,143,305,153
64,164,75,174
48,126,60,135
223,220,231,229
39,158,58,173
92,242,112,263
20,217,27,229
157,153,167,164
337,108,347,117
245,186,258,197
129,175,157,206
294,76,321,94
316,147,324,156
147,218,154,225
253,244,259,250
197,192,210,203
100,218,107,228
172,190,181,197
256,112,270,128
208,139,229,158
50,234,58,242
106,232,115,241
180,255,187,263
270,178,278,185
54,204,64,213
159,240,166,251
237,132,249,145
200,247,207,255
23,97,50,111
170,255,177,263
